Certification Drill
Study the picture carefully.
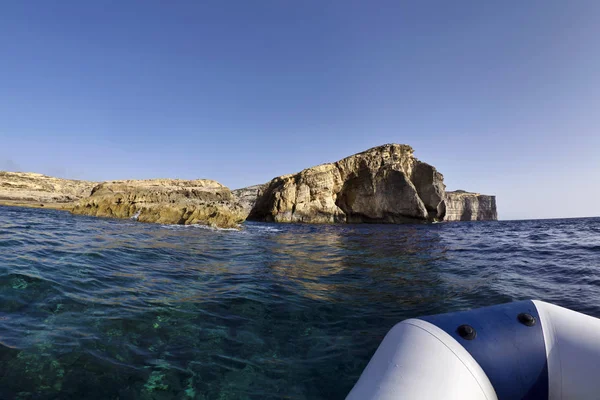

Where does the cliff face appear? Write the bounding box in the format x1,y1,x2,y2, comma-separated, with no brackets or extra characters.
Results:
71,179,246,228
247,144,447,223
0,171,95,208
444,191,497,221
232,184,268,217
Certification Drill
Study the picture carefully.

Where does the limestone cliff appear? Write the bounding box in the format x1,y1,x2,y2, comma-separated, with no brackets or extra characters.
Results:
232,184,268,217
247,144,447,223
0,171,95,209
71,179,246,228
444,190,497,221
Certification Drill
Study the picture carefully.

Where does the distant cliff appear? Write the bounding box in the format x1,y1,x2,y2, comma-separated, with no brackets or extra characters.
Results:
232,184,267,216
0,171,95,208
444,191,498,221
248,144,447,223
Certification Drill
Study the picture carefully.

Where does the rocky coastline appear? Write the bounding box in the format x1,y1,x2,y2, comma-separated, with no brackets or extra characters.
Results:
0,145,497,227
72,179,246,229
0,171,95,210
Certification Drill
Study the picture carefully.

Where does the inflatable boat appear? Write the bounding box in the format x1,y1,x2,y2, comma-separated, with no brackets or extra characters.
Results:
347,300,600,400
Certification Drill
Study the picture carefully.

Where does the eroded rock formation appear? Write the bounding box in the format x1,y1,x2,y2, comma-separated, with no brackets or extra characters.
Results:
232,184,268,217
444,190,498,221
0,171,95,209
71,179,246,228
247,144,447,223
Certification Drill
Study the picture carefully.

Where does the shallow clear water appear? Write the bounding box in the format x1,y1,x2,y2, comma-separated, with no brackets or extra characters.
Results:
0,206,599,399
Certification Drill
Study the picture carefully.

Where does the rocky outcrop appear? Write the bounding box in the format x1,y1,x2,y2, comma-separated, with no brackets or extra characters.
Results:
232,184,268,217
0,172,247,228
247,144,447,224
71,179,246,228
0,171,95,209
444,190,497,221
2,146,498,226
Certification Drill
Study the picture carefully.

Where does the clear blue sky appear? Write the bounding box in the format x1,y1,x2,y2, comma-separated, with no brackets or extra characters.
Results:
1,1,599,220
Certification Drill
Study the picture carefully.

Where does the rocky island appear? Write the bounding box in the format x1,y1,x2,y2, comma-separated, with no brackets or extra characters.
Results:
0,144,497,227
248,144,446,223
247,144,497,224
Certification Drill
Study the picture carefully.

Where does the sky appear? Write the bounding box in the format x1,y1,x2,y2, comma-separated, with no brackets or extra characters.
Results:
1,1,599,220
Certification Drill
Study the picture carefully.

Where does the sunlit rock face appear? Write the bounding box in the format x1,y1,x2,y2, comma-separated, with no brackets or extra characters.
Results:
71,179,246,229
248,144,447,224
444,190,498,221
0,171,95,207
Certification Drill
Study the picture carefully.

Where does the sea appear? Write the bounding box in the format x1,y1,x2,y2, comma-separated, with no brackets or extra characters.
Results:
0,205,598,399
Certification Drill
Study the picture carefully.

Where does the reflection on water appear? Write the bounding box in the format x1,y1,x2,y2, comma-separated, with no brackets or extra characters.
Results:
0,206,599,399
267,229,347,301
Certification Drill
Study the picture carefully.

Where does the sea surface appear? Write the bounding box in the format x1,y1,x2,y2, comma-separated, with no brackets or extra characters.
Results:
0,206,599,399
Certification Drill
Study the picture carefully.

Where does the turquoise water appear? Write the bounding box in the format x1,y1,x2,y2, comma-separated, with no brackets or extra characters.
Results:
0,206,599,399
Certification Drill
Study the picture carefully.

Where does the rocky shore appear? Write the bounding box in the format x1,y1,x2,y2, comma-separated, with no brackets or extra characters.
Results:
72,179,246,229
0,171,95,209
0,144,497,227
0,173,245,228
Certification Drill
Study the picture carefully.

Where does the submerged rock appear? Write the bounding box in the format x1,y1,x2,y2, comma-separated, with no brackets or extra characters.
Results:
247,144,448,224
71,179,246,229
444,191,498,221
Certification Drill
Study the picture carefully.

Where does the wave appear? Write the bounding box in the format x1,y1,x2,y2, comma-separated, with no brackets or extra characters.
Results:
159,223,241,232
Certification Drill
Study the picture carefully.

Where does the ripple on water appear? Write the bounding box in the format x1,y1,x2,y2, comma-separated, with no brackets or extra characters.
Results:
0,207,599,398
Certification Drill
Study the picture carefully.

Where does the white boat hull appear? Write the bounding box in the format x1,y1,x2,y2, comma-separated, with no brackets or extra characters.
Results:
347,300,600,400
